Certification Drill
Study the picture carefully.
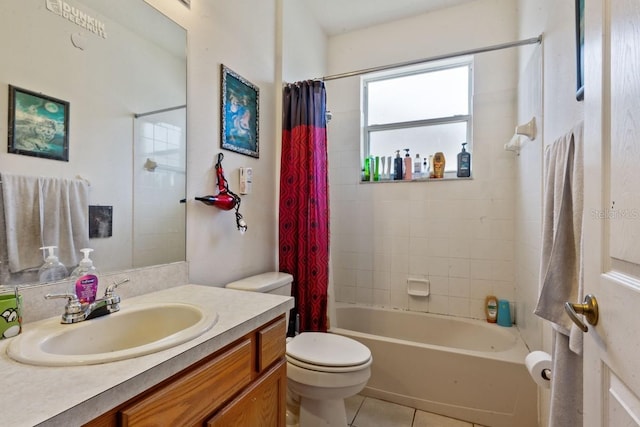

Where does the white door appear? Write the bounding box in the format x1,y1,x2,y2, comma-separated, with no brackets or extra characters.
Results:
583,0,640,425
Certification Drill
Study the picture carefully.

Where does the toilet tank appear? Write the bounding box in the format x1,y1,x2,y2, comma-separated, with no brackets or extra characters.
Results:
225,272,293,296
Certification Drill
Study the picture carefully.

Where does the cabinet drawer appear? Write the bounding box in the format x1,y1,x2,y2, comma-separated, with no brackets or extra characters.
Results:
257,317,286,372
121,339,253,427
206,359,287,427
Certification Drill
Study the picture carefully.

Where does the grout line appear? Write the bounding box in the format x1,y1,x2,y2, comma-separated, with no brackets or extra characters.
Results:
349,396,366,426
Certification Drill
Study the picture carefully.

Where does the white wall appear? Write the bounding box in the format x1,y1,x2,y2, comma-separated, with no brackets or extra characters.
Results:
282,0,327,83
517,0,585,425
327,0,519,319
147,0,328,287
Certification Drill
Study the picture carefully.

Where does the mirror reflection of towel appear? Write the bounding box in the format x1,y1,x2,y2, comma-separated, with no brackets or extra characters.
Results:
1,173,89,273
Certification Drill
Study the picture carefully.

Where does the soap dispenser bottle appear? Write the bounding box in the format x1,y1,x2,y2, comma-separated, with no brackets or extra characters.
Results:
69,248,100,304
394,150,403,180
457,142,471,177
38,246,68,283
403,149,412,180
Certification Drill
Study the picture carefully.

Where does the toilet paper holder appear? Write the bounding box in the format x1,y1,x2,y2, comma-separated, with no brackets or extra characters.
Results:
526,350,553,388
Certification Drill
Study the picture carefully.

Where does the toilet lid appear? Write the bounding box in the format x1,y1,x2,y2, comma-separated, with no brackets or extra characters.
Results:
286,332,371,368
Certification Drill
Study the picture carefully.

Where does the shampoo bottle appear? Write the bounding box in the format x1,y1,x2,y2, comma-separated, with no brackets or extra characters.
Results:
457,142,471,177
38,246,68,283
433,152,446,178
403,149,412,180
69,248,100,304
394,150,403,180
485,295,498,323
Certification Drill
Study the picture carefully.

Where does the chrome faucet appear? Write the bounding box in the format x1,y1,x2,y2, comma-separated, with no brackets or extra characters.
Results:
45,278,130,324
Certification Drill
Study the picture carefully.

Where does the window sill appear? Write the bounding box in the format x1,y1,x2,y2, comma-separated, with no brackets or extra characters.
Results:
360,172,472,183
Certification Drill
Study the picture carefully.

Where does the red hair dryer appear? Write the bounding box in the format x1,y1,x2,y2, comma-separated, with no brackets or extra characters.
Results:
196,153,247,232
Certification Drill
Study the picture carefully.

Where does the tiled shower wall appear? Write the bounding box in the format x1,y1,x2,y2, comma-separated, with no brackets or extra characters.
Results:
327,0,519,320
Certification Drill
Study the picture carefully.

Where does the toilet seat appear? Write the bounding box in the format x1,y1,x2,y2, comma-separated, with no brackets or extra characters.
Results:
286,332,372,373
287,354,372,373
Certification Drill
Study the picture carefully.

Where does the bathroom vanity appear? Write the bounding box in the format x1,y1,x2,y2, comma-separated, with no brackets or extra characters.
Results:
0,285,294,426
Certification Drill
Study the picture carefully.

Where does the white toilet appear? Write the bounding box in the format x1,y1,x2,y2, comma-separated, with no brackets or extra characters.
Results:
225,272,372,427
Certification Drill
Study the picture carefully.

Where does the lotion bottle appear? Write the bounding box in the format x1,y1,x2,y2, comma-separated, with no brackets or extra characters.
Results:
69,248,99,304
403,149,412,180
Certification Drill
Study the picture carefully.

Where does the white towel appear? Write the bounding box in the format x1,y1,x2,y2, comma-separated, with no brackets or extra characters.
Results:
39,177,90,268
535,121,584,341
1,173,90,272
534,122,584,427
2,174,42,272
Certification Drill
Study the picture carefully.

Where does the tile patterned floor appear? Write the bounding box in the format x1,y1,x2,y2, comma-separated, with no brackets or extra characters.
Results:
346,395,488,427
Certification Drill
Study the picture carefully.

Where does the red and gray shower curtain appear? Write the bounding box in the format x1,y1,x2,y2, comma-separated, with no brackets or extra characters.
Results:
279,80,329,332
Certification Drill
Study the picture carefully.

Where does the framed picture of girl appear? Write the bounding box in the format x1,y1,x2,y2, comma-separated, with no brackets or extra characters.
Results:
220,65,259,158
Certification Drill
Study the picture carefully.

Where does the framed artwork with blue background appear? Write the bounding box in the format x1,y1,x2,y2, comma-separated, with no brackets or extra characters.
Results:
7,85,69,161
221,65,259,158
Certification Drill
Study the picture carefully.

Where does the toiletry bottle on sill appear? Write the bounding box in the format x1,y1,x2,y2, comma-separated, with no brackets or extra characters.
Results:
433,152,445,178
403,149,412,180
394,150,403,180
414,153,421,178
69,248,99,304
363,157,371,181
428,155,434,178
457,142,471,177
374,156,380,181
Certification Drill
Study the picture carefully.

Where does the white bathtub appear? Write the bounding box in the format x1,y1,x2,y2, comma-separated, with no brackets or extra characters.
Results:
330,304,537,427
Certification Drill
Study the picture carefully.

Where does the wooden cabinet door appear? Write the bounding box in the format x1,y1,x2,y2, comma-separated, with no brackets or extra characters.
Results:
207,359,287,427
121,339,253,427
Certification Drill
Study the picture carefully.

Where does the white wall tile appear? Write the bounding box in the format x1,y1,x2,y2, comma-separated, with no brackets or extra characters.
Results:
429,276,449,296
449,277,470,298
449,297,470,317
429,295,449,315
326,0,518,320
408,295,429,312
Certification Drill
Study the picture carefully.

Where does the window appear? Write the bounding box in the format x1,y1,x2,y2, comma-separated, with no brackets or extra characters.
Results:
362,57,472,175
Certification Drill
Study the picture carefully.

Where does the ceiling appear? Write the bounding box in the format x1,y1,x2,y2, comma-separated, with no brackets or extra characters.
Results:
300,0,479,36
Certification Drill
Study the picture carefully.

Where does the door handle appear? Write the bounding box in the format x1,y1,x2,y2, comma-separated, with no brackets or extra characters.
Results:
564,294,599,332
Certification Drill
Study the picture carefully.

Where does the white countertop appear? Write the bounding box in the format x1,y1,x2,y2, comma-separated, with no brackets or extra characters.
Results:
0,284,294,426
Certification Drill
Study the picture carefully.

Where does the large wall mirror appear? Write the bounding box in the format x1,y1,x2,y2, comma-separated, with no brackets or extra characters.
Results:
0,0,187,286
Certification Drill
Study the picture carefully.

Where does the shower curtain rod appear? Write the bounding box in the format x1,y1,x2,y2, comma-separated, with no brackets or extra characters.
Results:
134,104,186,118
319,34,542,81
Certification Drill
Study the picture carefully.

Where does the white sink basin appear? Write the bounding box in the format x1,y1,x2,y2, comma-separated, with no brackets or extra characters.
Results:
7,303,217,366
